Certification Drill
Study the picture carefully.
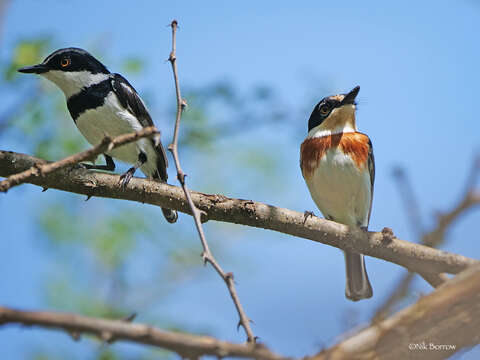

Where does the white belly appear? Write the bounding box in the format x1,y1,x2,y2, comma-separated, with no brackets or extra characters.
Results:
75,93,158,177
305,147,372,227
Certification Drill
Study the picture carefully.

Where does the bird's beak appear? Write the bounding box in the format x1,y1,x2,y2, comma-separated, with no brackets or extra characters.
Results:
17,64,49,74
340,86,360,105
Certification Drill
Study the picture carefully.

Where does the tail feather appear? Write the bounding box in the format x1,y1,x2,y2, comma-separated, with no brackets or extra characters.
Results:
148,152,178,224
162,207,178,224
344,251,373,301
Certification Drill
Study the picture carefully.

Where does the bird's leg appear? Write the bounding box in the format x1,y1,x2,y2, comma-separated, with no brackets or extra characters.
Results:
119,152,147,189
82,154,116,171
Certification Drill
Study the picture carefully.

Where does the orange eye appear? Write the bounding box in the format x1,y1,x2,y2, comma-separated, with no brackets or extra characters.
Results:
61,58,71,67
319,104,330,115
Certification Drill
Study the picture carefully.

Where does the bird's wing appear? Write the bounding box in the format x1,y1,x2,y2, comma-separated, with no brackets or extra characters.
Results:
112,73,169,181
366,138,375,226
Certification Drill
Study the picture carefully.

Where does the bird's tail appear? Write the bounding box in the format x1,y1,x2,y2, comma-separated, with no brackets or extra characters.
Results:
149,156,178,224
344,251,373,301
161,207,178,223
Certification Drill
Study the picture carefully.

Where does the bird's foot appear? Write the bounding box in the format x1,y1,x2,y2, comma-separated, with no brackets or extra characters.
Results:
303,210,315,224
72,163,88,170
119,167,135,189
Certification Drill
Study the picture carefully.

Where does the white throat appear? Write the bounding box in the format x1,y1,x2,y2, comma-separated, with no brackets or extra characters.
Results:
307,123,357,138
42,70,109,98
307,104,357,138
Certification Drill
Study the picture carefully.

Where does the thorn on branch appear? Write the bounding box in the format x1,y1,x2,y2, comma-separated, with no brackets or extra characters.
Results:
141,184,147,204
381,227,394,244
201,252,208,265
177,172,186,184
196,208,208,223
42,187,48,192
85,194,92,201
225,272,234,281
122,312,137,322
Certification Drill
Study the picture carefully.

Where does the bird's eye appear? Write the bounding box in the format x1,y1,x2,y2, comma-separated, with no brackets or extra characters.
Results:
319,104,330,115
60,58,71,67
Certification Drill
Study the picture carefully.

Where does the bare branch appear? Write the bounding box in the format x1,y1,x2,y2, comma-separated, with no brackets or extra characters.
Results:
166,20,255,343
0,306,284,360
1,150,478,279
308,264,480,360
0,126,159,193
420,272,449,288
374,156,480,320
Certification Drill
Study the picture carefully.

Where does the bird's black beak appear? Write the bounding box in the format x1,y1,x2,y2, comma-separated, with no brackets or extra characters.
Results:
341,86,360,105
17,64,48,74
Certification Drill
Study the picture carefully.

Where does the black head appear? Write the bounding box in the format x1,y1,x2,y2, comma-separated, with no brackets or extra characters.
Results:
18,47,109,75
308,86,360,132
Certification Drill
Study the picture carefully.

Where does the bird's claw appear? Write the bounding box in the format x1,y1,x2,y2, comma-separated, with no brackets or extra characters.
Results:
119,172,133,189
72,163,88,170
303,210,315,224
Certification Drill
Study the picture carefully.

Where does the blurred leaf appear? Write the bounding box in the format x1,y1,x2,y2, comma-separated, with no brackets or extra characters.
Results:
39,203,80,245
236,147,279,175
96,349,118,360
252,85,273,101
92,211,149,269
46,276,126,319
121,57,145,74
4,37,51,81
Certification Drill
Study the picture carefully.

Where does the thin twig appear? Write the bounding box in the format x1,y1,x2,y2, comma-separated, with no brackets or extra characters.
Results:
0,88,39,134
0,306,283,360
166,20,255,343
1,149,478,280
0,126,159,193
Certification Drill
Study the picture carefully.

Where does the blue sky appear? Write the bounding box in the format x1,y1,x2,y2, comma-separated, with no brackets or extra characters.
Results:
1,0,479,358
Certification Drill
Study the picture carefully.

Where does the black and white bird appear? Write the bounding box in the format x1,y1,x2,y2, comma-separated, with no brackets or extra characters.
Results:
18,47,178,223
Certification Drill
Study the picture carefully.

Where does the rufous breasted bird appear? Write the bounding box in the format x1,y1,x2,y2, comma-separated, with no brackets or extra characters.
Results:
18,48,177,223
300,85,374,301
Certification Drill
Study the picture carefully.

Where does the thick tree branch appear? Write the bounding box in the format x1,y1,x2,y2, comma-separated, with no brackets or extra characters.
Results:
1,150,478,278
0,126,159,193
308,264,480,360
166,20,255,342
0,306,283,360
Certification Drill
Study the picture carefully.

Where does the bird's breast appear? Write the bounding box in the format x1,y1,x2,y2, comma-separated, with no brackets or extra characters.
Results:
300,132,372,227
300,132,370,179
74,93,158,176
